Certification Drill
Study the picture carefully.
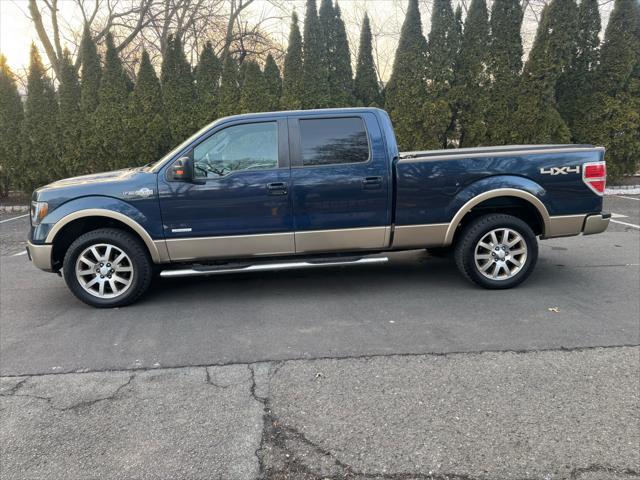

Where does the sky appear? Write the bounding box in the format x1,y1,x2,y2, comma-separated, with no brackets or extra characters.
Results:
0,1,34,74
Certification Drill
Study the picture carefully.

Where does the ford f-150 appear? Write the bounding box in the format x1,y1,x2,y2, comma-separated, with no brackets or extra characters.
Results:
27,108,610,307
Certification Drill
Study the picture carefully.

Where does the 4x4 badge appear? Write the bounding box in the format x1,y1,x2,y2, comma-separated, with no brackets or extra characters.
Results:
540,166,581,175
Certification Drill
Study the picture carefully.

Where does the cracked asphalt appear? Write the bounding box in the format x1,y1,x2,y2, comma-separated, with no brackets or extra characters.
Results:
1,195,639,479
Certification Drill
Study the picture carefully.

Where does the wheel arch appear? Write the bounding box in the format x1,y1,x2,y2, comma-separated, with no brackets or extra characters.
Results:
444,188,551,246
47,209,166,269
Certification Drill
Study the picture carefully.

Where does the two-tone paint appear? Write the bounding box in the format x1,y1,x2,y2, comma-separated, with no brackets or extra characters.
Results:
27,107,609,272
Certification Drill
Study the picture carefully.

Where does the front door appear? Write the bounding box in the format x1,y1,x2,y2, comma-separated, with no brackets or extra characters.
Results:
157,119,293,261
288,113,391,253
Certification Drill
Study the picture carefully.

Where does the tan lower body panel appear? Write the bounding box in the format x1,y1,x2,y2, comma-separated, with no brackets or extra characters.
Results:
27,241,53,271
545,215,587,238
392,223,449,248
583,214,610,235
294,226,389,253
164,232,295,261
159,213,592,263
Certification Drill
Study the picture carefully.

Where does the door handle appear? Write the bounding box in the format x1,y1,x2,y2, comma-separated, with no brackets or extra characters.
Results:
267,182,288,195
362,176,383,189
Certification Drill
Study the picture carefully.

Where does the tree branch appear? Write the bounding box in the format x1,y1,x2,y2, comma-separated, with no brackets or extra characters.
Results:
27,0,61,77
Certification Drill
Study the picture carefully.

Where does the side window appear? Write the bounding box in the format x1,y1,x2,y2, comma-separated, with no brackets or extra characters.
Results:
193,122,278,178
299,117,370,167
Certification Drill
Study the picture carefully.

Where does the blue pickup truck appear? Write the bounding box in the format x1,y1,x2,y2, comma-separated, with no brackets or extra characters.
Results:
27,108,610,307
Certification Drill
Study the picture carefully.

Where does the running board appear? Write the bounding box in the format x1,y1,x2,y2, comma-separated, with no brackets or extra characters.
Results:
159,256,389,278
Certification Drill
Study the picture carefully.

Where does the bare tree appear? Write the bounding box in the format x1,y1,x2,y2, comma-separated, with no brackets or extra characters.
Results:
27,0,156,76
24,0,289,78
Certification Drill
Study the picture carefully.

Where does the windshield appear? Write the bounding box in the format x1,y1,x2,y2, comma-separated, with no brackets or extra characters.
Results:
147,122,217,172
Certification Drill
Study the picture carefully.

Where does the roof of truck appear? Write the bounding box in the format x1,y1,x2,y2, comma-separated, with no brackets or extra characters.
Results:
217,107,386,122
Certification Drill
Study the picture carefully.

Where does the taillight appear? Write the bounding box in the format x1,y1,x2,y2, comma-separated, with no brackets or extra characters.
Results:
582,161,606,195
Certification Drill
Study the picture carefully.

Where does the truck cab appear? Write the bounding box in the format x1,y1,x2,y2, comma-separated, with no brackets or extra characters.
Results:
157,109,393,260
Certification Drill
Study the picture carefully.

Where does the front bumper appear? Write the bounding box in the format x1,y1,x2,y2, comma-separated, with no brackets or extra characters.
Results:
26,241,53,271
583,213,611,235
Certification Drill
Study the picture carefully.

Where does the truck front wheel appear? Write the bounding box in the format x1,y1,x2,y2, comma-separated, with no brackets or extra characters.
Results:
454,214,538,289
62,228,153,307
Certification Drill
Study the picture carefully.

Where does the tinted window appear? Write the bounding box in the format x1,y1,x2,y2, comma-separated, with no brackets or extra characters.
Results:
299,117,369,166
194,122,278,178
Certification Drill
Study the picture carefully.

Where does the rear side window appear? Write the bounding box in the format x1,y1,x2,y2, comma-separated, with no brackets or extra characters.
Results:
299,117,369,166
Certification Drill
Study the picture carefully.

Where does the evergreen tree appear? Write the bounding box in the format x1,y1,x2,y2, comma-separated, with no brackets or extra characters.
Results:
598,0,639,95
453,0,490,147
557,0,601,141
78,28,101,171
512,0,578,143
218,56,240,117
57,50,84,178
263,54,282,111
195,41,222,126
328,2,354,106
446,5,464,146
425,0,458,148
384,0,429,150
582,0,640,177
303,0,330,108
92,33,132,171
161,35,197,143
319,0,351,106
238,61,249,92
128,50,171,166
354,13,382,107
240,60,270,113
427,0,457,86
454,6,463,46
79,27,101,115
281,12,305,110
20,45,60,191
0,55,24,196
485,0,523,144
319,0,335,64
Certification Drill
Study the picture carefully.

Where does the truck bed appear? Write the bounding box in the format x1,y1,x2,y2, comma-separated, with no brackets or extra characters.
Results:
393,144,605,233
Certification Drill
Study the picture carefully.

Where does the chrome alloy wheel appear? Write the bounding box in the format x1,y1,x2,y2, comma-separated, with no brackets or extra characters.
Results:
75,243,134,299
473,228,527,280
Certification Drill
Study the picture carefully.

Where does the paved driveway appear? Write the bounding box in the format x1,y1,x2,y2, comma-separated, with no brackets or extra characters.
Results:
1,195,638,479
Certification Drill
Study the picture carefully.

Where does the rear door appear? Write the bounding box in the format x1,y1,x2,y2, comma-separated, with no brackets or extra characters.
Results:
288,113,391,253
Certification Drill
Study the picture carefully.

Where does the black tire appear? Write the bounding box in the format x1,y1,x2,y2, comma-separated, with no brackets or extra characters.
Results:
62,228,153,308
454,214,538,289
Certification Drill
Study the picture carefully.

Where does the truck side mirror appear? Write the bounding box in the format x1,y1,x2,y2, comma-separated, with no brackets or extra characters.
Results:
170,156,193,181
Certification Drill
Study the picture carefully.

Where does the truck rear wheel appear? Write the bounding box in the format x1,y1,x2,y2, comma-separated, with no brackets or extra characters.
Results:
454,214,538,289
62,228,153,308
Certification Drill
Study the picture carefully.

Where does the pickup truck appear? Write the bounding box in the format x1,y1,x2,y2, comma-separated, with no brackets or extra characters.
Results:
27,107,610,307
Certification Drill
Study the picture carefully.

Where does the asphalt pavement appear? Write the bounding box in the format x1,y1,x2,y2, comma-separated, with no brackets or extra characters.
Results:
0,195,638,479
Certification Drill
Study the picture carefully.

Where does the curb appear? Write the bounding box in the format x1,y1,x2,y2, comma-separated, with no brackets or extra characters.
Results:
0,205,29,213
605,186,640,195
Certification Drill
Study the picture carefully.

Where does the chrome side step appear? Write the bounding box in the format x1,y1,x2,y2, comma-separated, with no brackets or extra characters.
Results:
159,256,388,278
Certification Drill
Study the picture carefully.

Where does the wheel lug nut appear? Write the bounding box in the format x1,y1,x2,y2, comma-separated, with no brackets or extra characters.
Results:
100,275,104,278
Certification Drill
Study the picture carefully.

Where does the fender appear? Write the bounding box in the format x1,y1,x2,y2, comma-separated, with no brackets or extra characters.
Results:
34,196,168,263
442,176,551,245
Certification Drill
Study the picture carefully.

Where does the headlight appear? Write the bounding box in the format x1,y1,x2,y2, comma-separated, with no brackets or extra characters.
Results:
30,201,49,226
